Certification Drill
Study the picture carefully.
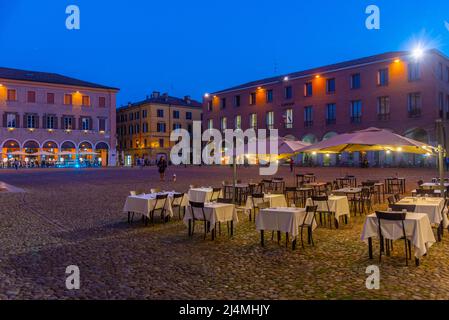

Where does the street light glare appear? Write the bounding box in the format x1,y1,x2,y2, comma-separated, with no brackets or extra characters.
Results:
413,47,424,59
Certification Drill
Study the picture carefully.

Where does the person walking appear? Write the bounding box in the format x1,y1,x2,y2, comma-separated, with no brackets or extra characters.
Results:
157,156,168,181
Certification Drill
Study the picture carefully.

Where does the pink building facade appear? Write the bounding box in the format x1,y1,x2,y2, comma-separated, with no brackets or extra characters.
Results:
0,67,119,167
202,50,449,166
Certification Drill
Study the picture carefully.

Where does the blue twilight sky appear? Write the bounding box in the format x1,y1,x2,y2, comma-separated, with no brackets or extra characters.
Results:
1,0,449,106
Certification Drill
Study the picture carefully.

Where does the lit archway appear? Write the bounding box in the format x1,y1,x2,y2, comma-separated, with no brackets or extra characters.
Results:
322,132,338,141
404,128,429,144
95,142,110,167
301,134,318,144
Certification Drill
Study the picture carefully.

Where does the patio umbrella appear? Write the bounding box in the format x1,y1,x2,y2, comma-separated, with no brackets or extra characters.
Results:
78,151,98,156
31,151,55,157
58,151,76,156
234,137,310,158
9,151,28,156
300,127,434,155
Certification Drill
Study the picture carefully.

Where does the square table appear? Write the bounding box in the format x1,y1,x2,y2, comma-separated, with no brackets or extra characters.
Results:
306,195,350,227
245,194,288,211
123,192,181,220
332,188,362,213
361,212,436,265
256,207,318,250
397,197,448,240
188,188,221,203
184,202,238,238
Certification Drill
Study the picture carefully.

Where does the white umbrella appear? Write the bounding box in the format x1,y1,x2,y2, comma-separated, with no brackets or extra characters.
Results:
9,151,28,156
78,151,98,156
31,151,55,157
58,151,76,156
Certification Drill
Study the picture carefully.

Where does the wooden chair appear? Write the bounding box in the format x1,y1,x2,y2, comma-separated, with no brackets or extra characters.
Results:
284,187,298,207
147,194,168,225
250,193,269,222
311,195,334,229
171,193,185,220
210,187,222,202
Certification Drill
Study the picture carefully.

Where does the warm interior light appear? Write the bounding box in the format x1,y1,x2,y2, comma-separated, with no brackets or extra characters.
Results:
386,150,391,154
312,152,317,155
315,75,320,79
394,59,401,63
397,147,403,152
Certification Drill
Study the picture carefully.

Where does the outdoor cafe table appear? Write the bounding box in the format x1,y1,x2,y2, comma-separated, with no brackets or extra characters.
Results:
385,177,406,194
245,193,288,210
361,212,436,265
123,192,182,219
397,197,449,239
420,182,449,189
223,183,250,203
188,187,221,203
256,207,318,250
305,195,350,227
304,182,327,195
184,202,238,237
332,187,362,213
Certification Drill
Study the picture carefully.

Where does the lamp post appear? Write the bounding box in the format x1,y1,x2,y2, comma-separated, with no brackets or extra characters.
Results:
436,119,446,239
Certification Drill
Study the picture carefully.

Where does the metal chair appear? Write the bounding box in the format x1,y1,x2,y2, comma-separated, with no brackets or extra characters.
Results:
147,194,168,225
389,204,416,213
171,193,185,220
188,201,210,240
210,187,222,202
250,193,269,222
311,195,334,229
387,196,396,205
375,211,411,266
284,187,298,207
300,205,318,248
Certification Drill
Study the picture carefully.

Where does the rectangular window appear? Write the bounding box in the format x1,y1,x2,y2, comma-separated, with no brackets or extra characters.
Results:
285,86,293,99
408,92,422,118
326,78,336,94
135,111,140,120
142,110,148,118
408,63,420,81
220,98,226,109
27,115,36,129
173,123,182,130
99,118,106,132
266,89,273,103
186,112,192,120
47,93,55,104
377,96,390,120
7,89,17,101
99,97,106,108
377,68,389,86
207,100,213,111
250,113,257,129
82,118,90,130
157,109,164,118
266,111,274,130
350,100,362,123
439,92,444,118
304,82,312,97
351,73,361,89
438,62,444,80
27,91,36,103
284,109,293,129
157,122,166,132
173,110,180,119
326,103,336,125
130,113,134,121
235,115,241,129
64,117,73,130
304,106,313,127
446,66,449,83
6,114,16,128
234,95,241,107
221,117,227,131
129,125,133,135
250,92,256,105
46,115,55,129
135,124,140,133
159,139,164,148
208,119,214,130
64,94,72,105
82,96,90,106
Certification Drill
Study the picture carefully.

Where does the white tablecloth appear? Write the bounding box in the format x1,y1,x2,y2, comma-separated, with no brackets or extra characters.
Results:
123,192,185,218
306,196,350,221
397,197,449,228
361,213,436,258
188,188,222,203
256,207,318,238
184,203,238,230
244,194,288,210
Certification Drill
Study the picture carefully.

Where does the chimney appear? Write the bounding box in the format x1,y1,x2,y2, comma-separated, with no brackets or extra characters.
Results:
162,93,168,101
184,95,191,104
151,91,160,98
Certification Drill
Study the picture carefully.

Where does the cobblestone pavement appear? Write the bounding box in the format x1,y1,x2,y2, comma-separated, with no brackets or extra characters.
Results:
0,165,448,300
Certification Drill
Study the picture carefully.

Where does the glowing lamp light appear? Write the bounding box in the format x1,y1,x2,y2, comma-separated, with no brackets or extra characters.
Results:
315,75,320,79
204,93,210,98
283,76,289,82
0,84,3,87
3,158,8,163
412,47,424,60
326,154,330,158
312,152,317,155
397,147,403,152
386,150,391,155
394,59,401,63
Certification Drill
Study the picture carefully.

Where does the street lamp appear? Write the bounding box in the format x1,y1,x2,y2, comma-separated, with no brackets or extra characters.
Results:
412,47,424,60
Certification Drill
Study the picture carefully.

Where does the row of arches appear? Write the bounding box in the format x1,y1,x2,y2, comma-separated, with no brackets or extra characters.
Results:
292,128,430,145
2,140,110,150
